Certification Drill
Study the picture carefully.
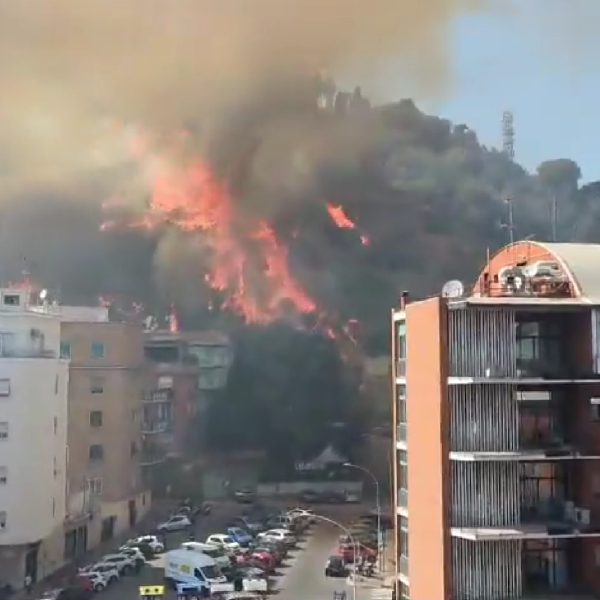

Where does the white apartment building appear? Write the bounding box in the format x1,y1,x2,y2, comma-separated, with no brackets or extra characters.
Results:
0,288,69,587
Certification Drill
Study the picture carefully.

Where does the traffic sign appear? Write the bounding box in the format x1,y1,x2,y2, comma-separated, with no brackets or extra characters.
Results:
139,585,164,598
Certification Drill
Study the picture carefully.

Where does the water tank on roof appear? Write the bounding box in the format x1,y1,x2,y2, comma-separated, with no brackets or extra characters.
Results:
525,261,563,280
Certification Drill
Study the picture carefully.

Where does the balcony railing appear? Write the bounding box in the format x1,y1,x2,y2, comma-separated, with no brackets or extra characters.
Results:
0,347,56,359
396,359,406,377
520,499,600,532
143,389,173,403
141,421,170,435
397,423,407,443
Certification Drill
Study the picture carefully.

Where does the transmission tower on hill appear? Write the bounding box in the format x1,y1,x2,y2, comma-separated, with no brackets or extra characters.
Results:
502,111,515,161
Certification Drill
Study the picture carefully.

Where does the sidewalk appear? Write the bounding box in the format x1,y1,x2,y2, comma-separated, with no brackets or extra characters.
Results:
20,500,176,599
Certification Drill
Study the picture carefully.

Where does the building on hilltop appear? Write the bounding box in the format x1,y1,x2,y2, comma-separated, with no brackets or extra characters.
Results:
0,288,69,587
391,241,600,600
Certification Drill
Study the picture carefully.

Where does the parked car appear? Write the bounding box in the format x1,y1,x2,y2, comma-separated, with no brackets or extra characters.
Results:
77,572,109,592
230,516,265,534
119,547,146,568
120,541,155,560
40,587,93,600
100,553,137,574
257,529,295,547
227,527,254,547
234,488,256,504
80,562,120,583
206,533,241,551
325,555,348,578
298,489,320,503
337,543,377,563
344,491,361,503
157,515,192,532
131,535,165,553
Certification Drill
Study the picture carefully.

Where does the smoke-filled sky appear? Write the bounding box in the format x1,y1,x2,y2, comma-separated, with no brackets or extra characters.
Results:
0,0,489,185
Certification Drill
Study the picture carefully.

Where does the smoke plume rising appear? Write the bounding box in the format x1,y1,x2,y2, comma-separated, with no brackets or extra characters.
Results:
0,0,491,308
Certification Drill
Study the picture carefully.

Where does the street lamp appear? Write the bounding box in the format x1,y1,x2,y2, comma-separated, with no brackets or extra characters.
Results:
343,462,382,571
311,513,358,600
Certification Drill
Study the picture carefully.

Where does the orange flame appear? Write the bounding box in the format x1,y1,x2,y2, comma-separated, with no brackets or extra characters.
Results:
326,203,369,246
104,144,318,323
169,304,179,333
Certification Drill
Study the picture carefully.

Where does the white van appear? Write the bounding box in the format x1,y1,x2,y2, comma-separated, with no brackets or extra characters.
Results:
180,542,232,569
164,549,233,595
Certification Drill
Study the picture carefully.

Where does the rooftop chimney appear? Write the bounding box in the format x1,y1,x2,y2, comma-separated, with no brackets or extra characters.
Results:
400,291,409,310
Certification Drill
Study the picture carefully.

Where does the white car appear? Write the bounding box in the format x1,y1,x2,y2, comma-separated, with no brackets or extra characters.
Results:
157,515,192,532
205,534,240,550
287,508,315,524
79,563,120,583
119,547,146,565
133,535,165,553
85,572,110,592
101,553,137,574
257,529,296,546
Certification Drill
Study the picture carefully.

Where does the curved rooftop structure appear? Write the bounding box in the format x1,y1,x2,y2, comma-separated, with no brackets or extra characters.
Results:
473,240,600,304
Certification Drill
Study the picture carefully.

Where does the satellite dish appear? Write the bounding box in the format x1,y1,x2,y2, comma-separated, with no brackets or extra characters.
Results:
441,280,464,298
39,289,48,300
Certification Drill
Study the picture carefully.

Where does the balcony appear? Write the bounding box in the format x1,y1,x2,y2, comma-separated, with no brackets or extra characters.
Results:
396,359,406,378
397,489,408,511
143,389,173,403
398,555,409,579
0,347,56,359
141,421,170,435
396,424,407,444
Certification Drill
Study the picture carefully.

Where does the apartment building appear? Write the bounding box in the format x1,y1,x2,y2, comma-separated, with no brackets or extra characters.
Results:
142,330,232,466
392,241,600,600
61,315,150,560
0,288,69,587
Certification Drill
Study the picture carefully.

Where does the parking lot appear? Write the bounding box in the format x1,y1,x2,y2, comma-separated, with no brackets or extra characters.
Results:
41,501,380,600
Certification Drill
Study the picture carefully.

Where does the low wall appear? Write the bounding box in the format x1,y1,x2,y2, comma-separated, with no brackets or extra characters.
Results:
256,480,362,497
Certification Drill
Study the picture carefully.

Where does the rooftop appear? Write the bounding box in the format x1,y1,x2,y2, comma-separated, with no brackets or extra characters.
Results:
144,330,229,345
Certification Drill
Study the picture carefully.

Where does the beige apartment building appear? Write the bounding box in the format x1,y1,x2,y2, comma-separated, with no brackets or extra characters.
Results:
61,319,150,559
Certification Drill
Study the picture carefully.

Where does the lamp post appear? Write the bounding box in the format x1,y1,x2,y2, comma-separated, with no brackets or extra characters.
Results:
344,462,382,571
311,513,358,600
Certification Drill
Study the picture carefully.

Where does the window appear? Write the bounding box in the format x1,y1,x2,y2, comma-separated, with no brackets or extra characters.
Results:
0,423,8,440
0,380,10,397
399,450,408,490
89,444,104,461
130,441,138,456
53,457,58,477
397,322,406,359
59,342,71,359
2,294,19,306
0,333,15,356
595,545,600,568
0,467,7,484
86,477,103,495
89,411,103,428
90,377,104,394
52,498,56,517
53,417,58,435
91,342,105,359
54,375,58,394
0,511,6,529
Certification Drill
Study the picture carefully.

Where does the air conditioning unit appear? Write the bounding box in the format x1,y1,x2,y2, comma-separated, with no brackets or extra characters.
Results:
578,508,591,525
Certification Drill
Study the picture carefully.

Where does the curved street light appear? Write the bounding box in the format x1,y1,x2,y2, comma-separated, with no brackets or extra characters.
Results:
343,462,382,571
310,512,358,600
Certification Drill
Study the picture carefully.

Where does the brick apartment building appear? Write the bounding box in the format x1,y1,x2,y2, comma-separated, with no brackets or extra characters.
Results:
142,330,232,473
392,241,600,600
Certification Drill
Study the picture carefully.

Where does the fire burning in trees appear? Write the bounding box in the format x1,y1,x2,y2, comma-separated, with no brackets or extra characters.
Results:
326,204,369,246
104,138,318,324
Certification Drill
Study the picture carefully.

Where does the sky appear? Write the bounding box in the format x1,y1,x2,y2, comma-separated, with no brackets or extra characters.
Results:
402,1,600,183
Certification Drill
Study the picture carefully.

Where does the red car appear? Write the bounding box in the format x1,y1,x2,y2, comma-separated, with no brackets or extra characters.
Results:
250,550,275,571
337,543,377,563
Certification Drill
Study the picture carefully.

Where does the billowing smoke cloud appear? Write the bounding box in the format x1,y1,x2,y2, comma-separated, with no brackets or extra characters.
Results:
0,0,491,304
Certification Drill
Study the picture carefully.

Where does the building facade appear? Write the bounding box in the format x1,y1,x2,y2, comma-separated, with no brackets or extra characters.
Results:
61,317,149,562
392,241,600,600
0,289,69,587
142,331,232,470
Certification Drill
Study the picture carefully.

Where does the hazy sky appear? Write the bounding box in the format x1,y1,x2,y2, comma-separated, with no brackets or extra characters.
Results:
394,0,600,182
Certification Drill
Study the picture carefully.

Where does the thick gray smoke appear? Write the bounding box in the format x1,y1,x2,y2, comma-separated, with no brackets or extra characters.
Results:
0,0,493,301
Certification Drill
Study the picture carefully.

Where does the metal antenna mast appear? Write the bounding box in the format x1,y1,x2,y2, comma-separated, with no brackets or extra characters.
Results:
502,111,515,161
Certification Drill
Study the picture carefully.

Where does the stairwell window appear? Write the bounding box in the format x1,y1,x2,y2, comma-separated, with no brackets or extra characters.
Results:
0,380,9,398
90,411,103,428
0,512,6,529
90,377,105,394
0,467,7,484
60,342,71,359
0,423,8,440
91,342,105,359
89,444,104,462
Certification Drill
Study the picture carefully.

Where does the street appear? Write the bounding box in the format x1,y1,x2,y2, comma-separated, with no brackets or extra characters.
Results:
92,503,376,600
